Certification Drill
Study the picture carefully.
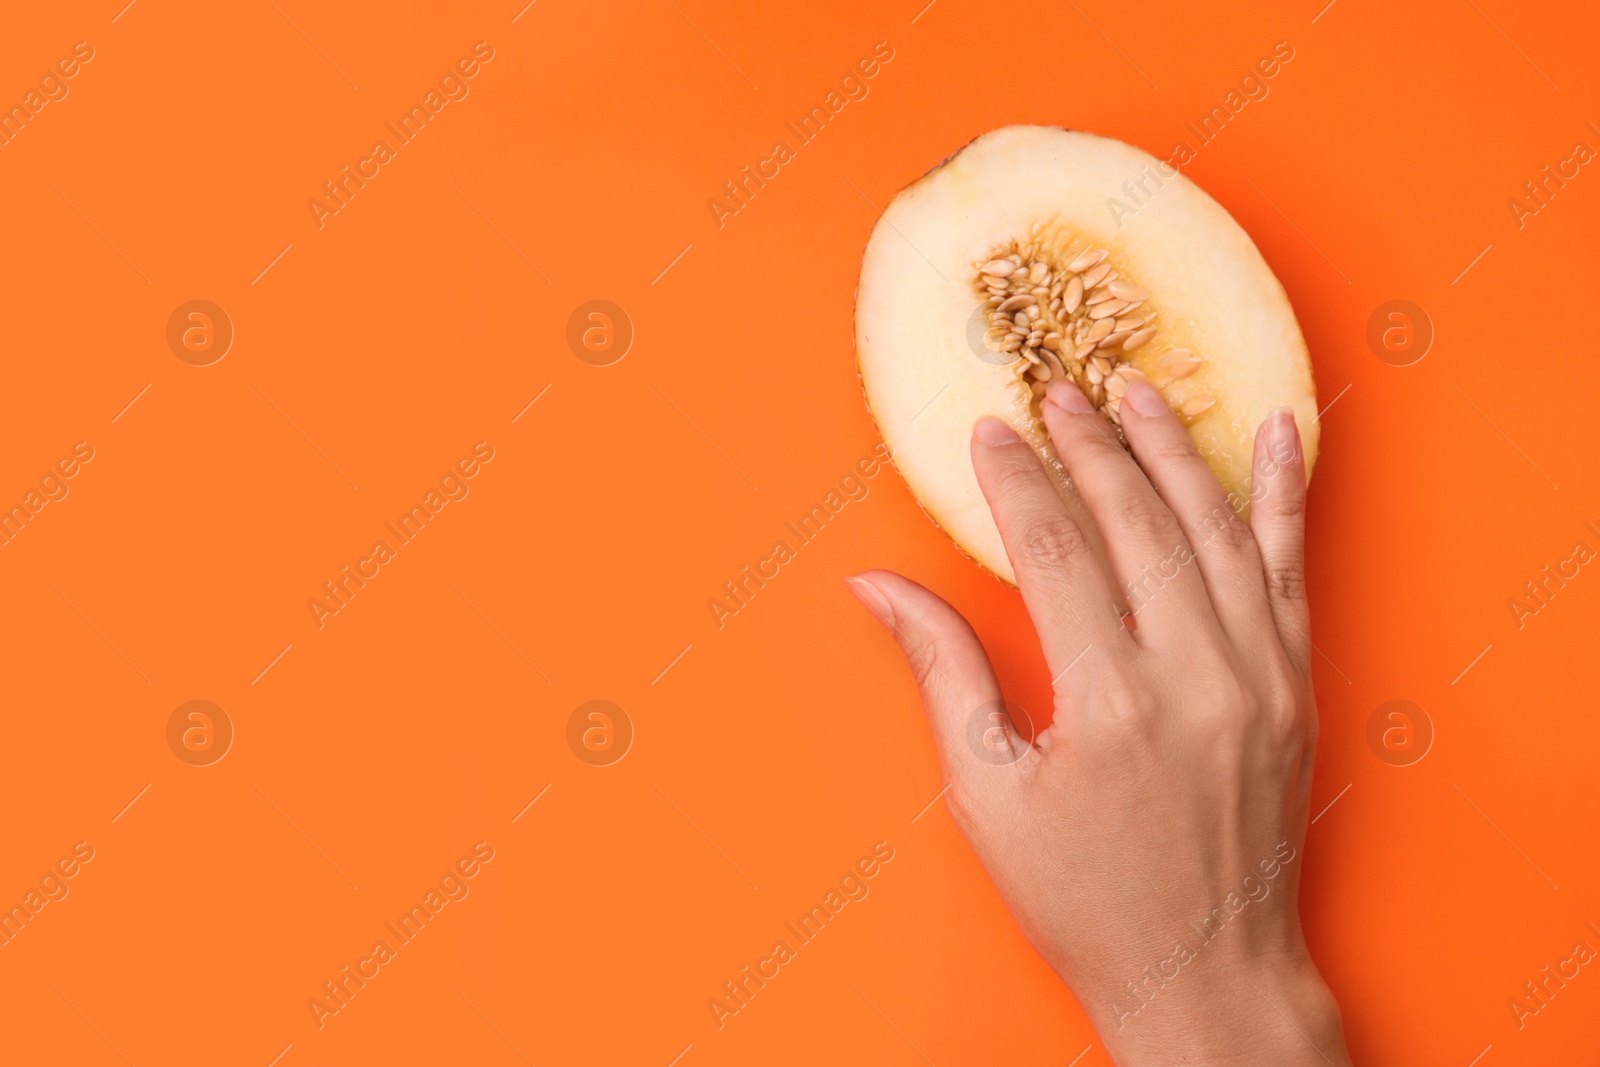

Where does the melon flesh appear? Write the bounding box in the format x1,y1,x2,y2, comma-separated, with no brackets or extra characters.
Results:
855,125,1317,584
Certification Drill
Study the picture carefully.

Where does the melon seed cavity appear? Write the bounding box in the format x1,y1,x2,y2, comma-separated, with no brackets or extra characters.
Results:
975,228,1212,432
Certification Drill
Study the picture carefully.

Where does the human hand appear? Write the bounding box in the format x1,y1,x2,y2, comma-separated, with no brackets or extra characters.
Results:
847,377,1352,1066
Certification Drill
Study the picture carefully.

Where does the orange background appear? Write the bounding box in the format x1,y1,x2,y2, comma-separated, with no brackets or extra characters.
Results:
1,1,1596,1064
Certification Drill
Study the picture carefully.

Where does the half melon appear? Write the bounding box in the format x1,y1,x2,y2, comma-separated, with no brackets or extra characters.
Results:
855,125,1317,584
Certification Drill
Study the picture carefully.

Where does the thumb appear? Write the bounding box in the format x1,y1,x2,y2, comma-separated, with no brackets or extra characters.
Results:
846,570,1033,810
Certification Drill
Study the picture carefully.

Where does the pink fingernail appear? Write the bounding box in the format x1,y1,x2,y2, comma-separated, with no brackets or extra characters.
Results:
974,416,1020,446
1267,406,1299,457
845,575,894,628
1123,378,1168,418
1045,379,1094,414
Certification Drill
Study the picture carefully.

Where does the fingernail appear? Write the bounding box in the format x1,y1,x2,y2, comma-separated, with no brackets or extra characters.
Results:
845,575,894,628
1268,406,1299,453
1123,377,1168,418
973,416,1020,446
1044,379,1094,414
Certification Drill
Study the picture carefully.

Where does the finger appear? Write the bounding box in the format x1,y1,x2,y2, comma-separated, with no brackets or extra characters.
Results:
1248,407,1311,674
1040,381,1219,645
1117,377,1275,644
846,570,1031,805
969,416,1131,679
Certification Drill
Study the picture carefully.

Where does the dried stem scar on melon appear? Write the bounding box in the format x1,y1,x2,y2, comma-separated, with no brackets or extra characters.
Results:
854,125,1317,585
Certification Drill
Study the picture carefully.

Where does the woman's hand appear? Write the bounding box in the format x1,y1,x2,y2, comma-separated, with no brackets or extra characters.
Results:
847,377,1352,1066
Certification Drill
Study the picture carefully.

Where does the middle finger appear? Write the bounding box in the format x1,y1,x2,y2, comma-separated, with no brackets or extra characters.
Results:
1041,380,1221,646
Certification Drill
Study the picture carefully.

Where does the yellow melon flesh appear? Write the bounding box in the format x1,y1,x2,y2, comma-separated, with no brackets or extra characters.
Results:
855,125,1317,584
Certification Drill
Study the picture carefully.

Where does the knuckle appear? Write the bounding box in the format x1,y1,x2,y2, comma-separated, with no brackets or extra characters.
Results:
1112,495,1180,544
1271,690,1306,739
1149,436,1202,465
1162,664,1259,734
1261,481,1307,521
1057,417,1123,462
905,636,944,692
1259,673,1309,745
1096,664,1162,725
1192,506,1253,553
1265,561,1308,603
1194,675,1253,730
1082,428,1132,464
1017,513,1092,569
986,449,1043,499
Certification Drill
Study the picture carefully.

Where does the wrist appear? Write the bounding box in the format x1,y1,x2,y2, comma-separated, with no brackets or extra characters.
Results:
1092,952,1350,1067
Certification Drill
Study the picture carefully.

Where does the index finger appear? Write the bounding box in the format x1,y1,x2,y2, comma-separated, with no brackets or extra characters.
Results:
970,416,1133,683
